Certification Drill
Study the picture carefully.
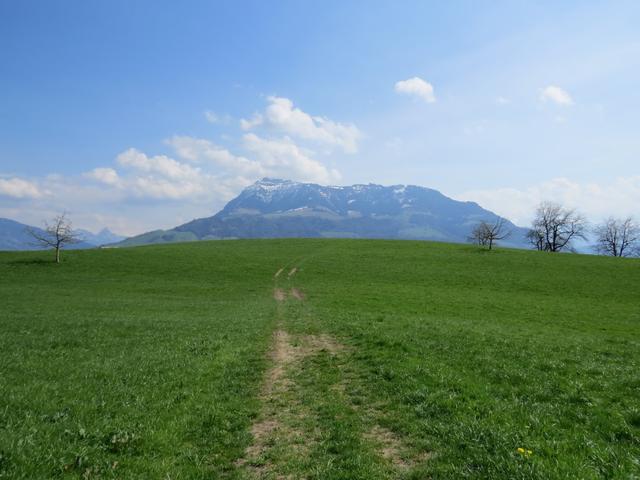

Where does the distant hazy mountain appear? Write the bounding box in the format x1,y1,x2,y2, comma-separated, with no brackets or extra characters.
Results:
75,228,125,246
0,218,117,250
117,178,530,248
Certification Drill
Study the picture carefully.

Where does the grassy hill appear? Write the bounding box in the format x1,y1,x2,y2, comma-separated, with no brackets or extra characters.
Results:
111,228,198,248
1,240,638,478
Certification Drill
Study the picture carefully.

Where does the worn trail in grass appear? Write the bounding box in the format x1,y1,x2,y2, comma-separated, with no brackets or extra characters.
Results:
238,265,432,479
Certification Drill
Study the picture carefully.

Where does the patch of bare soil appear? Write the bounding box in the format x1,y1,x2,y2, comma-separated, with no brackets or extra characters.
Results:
264,330,297,391
365,425,410,469
290,288,305,300
273,288,287,302
274,267,284,278
302,333,344,356
287,267,297,277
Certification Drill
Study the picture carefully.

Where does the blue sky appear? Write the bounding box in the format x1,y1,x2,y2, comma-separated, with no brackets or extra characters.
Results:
1,1,639,234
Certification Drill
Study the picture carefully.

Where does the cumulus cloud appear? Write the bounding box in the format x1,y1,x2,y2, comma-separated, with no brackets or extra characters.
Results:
240,96,361,153
128,176,205,200
5,95,353,234
0,177,42,198
243,133,341,184
540,85,573,106
204,110,232,124
239,113,263,131
394,77,436,103
116,148,201,181
77,128,342,206
167,136,265,177
84,167,120,186
77,130,342,205
457,176,640,226
204,110,219,123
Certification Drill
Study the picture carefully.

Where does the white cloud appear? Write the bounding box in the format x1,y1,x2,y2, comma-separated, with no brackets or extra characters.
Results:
204,110,232,124
113,149,213,200
0,177,42,198
496,96,510,105
540,85,573,106
5,96,354,234
457,176,640,226
170,133,342,184
116,148,201,181
129,176,205,200
243,133,341,184
394,77,436,103
204,110,219,123
84,167,120,186
167,136,265,177
239,113,263,131
240,96,361,153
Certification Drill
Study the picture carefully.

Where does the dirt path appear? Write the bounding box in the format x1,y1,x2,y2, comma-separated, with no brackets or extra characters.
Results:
289,288,305,300
238,330,300,466
237,329,344,476
238,262,429,477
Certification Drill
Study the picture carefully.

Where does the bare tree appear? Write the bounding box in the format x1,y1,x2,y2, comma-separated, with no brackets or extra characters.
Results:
468,218,511,250
527,202,587,252
526,228,546,251
469,222,490,247
26,213,81,263
593,217,639,257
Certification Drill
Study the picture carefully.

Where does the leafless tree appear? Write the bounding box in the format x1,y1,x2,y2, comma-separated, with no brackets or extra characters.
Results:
469,222,490,247
593,217,639,257
468,218,511,250
26,213,81,263
526,228,546,251
527,201,587,252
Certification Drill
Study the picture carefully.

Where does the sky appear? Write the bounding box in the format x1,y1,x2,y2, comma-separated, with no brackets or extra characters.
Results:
1,0,639,235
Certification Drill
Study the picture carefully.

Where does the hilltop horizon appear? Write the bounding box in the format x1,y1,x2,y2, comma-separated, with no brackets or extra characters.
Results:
3,177,525,238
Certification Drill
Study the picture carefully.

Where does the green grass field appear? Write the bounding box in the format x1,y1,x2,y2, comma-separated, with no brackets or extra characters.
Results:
1,239,639,479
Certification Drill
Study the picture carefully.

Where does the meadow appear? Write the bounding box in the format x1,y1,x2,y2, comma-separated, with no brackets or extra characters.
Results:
0,239,638,479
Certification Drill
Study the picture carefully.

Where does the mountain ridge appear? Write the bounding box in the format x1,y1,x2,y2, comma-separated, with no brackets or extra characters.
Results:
116,178,529,248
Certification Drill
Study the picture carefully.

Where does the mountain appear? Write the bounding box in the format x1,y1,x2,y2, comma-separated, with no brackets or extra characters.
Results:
0,218,105,251
0,218,46,251
75,228,125,246
117,178,530,248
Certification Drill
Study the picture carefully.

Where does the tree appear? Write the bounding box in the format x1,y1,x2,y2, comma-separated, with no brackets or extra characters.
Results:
469,222,490,247
526,228,546,251
527,202,587,252
468,218,511,250
593,217,639,257
26,213,80,263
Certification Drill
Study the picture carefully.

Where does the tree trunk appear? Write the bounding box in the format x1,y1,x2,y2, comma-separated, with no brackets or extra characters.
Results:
55,246,60,263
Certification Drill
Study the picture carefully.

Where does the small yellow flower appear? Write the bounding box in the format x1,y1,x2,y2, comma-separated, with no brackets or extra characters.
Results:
517,448,525,454
517,447,533,457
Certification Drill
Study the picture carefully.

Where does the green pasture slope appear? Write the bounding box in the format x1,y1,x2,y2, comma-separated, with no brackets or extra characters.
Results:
0,239,638,479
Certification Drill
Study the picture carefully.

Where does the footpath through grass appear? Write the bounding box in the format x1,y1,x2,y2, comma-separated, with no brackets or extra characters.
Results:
0,239,639,479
